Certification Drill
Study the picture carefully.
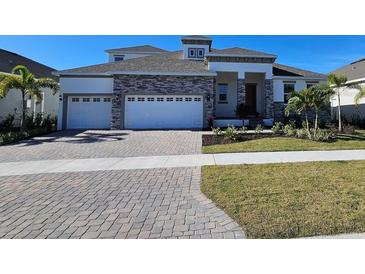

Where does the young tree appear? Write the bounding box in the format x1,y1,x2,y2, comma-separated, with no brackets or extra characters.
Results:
285,88,312,133
328,74,348,132
0,65,59,131
354,86,365,106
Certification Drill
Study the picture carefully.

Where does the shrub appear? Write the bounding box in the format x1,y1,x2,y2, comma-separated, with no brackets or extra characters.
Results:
311,129,332,142
42,114,57,131
283,123,296,137
224,125,238,141
0,114,15,132
272,122,284,135
239,126,248,134
212,127,223,136
296,128,308,139
255,124,264,134
34,112,43,128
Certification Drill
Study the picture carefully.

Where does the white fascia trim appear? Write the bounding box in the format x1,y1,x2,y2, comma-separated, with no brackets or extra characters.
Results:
206,53,277,58
346,77,365,84
53,72,112,76
106,71,217,76
104,50,164,54
273,76,327,81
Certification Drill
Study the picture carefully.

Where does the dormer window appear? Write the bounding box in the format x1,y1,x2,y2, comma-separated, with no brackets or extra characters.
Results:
188,48,197,58
114,55,124,61
197,48,205,58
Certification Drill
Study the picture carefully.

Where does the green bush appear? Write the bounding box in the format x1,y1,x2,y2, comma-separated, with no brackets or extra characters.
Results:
0,114,15,132
42,114,57,131
0,127,54,146
224,125,238,141
311,129,332,142
255,124,264,134
272,122,284,135
296,128,308,139
239,126,248,134
212,127,223,136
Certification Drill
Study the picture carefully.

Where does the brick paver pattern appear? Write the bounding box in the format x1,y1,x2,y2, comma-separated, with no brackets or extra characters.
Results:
0,167,244,239
0,130,202,163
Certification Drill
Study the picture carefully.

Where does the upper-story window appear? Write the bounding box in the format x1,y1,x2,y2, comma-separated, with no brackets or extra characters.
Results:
218,84,228,102
188,48,205,58
114,55,125,61
188,48,197,58
283,83,295,104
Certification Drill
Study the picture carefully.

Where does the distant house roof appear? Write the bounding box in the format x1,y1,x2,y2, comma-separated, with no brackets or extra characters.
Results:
57,51,216,76
209,47,277,58
331,57,365,82
273,63,327,79
0,49,57,80
181,35,212,41
105,45,167,54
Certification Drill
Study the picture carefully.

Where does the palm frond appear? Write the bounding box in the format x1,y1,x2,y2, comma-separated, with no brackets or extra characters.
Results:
354,87,365,105
35,78,59,94
0,74,23,98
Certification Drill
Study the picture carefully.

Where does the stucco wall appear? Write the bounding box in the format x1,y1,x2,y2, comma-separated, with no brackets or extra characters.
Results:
215,72,238,117
112,75,215,129
208,62,273,79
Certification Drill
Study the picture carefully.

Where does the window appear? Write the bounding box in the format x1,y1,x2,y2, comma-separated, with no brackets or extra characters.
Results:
283,83,295,104
157,97,164,102
93,98,101,102
306,81,319,89
82,98,90,102
127,97,134,102
176,97,183,102
104,98,111,102
166,98,173,102
185,97,192,102
114,55,124,61
197,48,205,58
71,97,79,102
188,48,197,58
194,97,201,102
218,84,228,102
147,98,155,102
137,97,145,102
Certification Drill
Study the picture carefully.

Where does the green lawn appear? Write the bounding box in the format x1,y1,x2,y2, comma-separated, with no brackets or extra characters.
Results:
203,131,365,154
201,161,365,238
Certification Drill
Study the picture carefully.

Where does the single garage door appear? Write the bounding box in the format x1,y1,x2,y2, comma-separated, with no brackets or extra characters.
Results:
124,95,203,129
67,96,112,129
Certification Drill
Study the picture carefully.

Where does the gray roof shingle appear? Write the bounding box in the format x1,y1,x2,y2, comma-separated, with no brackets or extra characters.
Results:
181,35,212,41
273,63,326,78
331,58,365,81
0,49,57,80
209,47,276,57
105,45,167,53
57,51,215,76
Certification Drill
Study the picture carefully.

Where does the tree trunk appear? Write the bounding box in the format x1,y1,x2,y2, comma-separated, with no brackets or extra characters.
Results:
315,111,319,131
21,91,26,131
304,110,311,139
337,91,342,132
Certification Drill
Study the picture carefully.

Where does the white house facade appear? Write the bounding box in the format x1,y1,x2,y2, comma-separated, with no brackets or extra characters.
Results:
0,49,59,126
331,58,365,123
55,36,327,130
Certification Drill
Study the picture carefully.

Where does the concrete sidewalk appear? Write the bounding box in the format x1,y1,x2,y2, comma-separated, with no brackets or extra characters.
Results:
1,149,365,176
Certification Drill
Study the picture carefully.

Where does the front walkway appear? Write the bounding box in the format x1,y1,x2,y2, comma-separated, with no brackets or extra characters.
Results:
1,149,365,176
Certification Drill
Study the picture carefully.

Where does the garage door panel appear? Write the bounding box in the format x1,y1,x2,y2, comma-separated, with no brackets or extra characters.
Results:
67,96,112,129
125,95,203,129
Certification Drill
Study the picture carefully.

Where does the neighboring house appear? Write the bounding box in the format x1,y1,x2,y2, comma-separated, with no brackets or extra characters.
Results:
55,36,327,130
330,58,365,123
0,49,59,125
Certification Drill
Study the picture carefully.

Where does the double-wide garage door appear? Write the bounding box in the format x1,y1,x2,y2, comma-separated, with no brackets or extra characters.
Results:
124,95,203,129
67,96,112,129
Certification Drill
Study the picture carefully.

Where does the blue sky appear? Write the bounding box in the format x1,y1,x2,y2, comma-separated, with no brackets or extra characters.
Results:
1,35,365,73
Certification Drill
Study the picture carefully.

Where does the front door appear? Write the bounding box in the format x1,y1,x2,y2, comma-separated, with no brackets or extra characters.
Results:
245,84,257,115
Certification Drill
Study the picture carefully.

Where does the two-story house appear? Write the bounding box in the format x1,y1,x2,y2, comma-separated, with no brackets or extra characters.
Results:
55,35,327,130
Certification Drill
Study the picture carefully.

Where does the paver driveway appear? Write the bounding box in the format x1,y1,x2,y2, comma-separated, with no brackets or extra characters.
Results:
0,167,244,239
0,130,202,162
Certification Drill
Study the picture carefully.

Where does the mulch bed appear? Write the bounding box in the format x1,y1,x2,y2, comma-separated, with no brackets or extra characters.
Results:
202,133,275,146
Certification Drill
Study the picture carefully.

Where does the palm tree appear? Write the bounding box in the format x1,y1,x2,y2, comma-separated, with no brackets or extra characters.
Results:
308,84,334,132
354,86,365,106
285,88,312,133
0,65,59,131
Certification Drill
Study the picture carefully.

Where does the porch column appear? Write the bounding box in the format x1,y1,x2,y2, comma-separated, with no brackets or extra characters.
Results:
237,78,245,105
264,79,274,118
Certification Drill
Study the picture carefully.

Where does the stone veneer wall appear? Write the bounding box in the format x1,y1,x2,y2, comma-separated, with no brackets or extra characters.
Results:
264,79,274,119
112,75,215,129
237,79,245,105
273,102,285,122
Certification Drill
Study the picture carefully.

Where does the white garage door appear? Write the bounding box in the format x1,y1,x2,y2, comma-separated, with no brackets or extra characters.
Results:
67,96,112,129
125,95,203,129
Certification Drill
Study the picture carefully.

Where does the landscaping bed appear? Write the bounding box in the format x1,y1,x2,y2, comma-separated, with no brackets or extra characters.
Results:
0,127,56,146
201,161,365,238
